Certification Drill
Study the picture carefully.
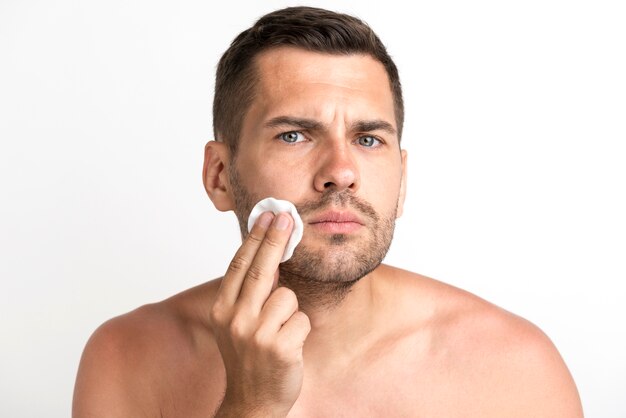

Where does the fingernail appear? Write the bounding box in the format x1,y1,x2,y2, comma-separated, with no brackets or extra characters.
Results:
274,213,290,230
257,212,274,229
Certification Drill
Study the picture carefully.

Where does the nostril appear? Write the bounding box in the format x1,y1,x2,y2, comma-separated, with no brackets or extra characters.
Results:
323,181,335,188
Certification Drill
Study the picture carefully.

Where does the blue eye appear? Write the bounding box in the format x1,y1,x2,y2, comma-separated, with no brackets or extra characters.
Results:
279,131,304,143
357,135,380,147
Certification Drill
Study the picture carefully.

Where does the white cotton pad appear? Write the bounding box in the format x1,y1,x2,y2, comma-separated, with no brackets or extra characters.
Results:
247,197,304,262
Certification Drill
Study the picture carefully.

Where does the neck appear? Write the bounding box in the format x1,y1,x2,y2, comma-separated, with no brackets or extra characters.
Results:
278,265,386,368
277,272,358,313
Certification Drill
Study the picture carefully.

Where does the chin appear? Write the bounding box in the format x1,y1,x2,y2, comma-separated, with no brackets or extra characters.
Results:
280,241,385,284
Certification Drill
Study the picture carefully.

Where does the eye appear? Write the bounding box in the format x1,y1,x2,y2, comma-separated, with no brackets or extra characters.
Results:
357,135,381,147
279,131,305,143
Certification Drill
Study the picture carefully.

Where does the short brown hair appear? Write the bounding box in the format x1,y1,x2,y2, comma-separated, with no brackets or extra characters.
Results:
213,6,404,155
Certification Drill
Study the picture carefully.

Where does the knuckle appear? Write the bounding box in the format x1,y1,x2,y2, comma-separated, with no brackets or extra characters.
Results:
271,342,295,363
293,311,311,333
228,315,249,338
209,302,226,324
272,287,298,310
263,233,284,249
245,264,265,283
227,255,249,274
273,286,295,298
245,231,264,246
251,329,268,349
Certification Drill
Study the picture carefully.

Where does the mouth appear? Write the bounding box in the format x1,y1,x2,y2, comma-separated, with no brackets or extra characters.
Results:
307,210,364,234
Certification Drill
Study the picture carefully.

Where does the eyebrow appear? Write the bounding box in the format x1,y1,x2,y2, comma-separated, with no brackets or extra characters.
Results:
264,116,397,135
264,116,324,131
350,120,397,135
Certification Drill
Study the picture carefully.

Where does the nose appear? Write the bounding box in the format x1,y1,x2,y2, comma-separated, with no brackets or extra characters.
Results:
313,142,360,193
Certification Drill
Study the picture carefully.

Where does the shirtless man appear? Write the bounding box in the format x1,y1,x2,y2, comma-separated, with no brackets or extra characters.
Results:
73,6,583,417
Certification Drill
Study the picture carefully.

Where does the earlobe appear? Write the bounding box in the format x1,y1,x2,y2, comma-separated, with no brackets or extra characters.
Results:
203,141,235,212
396,149,408,218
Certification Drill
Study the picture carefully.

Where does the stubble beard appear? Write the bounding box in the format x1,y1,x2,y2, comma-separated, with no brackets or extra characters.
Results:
229,164,397,311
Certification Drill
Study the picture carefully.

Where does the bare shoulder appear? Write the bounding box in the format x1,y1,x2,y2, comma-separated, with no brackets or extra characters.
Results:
73,279,225,417
380,265,583,417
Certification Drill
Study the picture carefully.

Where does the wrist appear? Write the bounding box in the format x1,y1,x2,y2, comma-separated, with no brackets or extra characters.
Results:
214,396,288,418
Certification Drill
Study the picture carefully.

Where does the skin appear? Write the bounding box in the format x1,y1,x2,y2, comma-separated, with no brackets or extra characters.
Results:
73,48,584,417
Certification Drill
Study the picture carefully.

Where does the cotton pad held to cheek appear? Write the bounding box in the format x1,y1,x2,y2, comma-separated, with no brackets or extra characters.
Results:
247,197,304,263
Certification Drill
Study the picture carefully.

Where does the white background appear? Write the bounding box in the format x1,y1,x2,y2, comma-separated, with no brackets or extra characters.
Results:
1,0,624,416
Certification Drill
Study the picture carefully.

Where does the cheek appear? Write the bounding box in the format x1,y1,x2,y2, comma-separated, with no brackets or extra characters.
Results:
240,159,312,201
372,178,400,208
363,161,403,210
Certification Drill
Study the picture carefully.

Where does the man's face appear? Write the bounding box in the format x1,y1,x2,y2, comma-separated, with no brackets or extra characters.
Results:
229,47,407,284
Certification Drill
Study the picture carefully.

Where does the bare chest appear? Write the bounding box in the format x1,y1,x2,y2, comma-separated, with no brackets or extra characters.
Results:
288,347,471,417
156,329,501,418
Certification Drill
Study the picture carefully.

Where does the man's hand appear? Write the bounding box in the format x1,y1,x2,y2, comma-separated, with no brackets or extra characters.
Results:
210,212,311,418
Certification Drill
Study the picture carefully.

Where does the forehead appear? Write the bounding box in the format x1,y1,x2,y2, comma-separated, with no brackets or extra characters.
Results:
247,47,396,127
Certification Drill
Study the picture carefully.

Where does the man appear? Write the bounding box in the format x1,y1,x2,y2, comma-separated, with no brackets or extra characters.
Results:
73,6,583,417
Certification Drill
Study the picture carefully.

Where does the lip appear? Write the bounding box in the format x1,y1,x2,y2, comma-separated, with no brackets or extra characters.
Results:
307,210,364,234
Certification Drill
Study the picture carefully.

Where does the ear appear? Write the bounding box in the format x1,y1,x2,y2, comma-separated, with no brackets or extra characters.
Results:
202,141,235,212
396,149,408,218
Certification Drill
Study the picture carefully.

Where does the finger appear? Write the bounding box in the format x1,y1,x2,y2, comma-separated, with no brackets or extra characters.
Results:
237,212,293,312
277,310,311,348
256,287,299,337
272,268,280,291
217,211,275,305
